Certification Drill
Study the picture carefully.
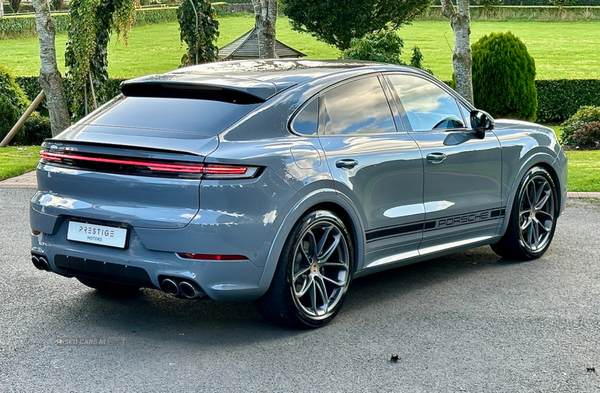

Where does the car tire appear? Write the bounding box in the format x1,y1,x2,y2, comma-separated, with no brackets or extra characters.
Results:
76,277,140,295
253,210,355,328
491,166,558,260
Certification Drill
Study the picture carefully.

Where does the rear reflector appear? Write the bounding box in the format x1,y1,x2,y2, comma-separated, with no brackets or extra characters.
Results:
177,253,248,261
40,150,258,180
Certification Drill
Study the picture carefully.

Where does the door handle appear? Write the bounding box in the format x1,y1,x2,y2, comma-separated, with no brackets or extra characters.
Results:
335,159,358,169
426,153,447,164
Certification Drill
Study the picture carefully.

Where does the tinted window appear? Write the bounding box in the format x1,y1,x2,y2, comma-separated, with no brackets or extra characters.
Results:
292,97,319,135
321,77,396,135
388,75,464,132
88,96,260,136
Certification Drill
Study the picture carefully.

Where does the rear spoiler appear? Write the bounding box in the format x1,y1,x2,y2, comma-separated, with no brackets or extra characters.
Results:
121,74,296,104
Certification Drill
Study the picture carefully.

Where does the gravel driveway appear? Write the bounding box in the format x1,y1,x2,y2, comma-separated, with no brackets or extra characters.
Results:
1,188,599,392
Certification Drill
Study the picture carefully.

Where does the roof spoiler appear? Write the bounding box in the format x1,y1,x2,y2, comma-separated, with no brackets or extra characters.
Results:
121,81,266,105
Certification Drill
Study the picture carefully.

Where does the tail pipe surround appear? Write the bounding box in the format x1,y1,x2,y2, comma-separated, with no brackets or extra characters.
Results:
31,254,51,271
160,277,206,299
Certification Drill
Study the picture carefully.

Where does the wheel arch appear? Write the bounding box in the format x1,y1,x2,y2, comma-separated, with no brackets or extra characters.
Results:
256,189,366,298
499,152,560,236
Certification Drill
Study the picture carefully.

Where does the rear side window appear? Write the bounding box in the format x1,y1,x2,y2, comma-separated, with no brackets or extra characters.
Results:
321,77,396,135
87,96,260,136
291,98,319,136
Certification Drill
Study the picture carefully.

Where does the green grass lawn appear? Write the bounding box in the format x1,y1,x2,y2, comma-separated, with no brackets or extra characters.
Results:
1,142,597,192
565,150,600,192
1,17,598,190
1,17,600,80
547,126,599,192
0,146,40,181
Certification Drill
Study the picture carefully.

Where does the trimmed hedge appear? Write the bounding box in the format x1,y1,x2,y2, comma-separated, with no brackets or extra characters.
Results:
419,6,600,21
536,79,600,123
0,7,178,39
12,76,600,124
432,0,600,5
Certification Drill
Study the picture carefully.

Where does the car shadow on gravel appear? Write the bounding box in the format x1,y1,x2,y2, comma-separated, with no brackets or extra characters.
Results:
36,244,530,346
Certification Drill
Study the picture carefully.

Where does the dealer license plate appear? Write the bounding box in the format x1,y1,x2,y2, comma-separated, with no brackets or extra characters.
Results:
67,221,128,249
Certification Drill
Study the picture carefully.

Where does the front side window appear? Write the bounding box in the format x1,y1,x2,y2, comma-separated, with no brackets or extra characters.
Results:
387,74,464,132
321,77,396,136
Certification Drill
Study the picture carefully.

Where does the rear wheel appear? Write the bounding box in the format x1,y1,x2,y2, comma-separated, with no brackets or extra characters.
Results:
491,166,558,260
254,210,354,328
76,277,140,295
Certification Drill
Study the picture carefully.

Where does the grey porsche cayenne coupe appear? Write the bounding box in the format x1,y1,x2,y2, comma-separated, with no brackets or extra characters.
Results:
30,60,567,328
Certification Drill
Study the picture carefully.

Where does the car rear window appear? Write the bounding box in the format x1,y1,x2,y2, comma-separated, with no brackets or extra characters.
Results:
87,96,260,136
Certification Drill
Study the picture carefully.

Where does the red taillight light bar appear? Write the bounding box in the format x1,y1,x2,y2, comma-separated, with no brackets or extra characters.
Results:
177,253,248,261
39,150,259,179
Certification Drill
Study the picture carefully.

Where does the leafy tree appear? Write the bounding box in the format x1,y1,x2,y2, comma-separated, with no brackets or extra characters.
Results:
472,32,537,121
66,0,138,117
280,0,432,50
341,28,405,65
177,0,219,66
341,28,433,73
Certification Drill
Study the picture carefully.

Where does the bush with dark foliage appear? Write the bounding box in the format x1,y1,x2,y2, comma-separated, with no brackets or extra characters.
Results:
12,113,53,146
0,66,30,143
560,106,600,147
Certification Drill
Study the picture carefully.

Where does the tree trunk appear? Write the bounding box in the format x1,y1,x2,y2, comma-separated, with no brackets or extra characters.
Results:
441,0,474,105
251,0,277,59
33,0,71,136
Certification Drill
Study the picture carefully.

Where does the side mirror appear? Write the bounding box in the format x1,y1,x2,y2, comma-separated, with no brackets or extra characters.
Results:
470,110,494,139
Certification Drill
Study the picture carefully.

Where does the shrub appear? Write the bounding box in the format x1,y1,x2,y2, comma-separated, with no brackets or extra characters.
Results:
560,106,600,146
472,31,537,121
0,66,30,142
0,96,21,142
570,121,600,147
12,113,53,146
409,46,433,74
341,28,432,73
341,28,405,65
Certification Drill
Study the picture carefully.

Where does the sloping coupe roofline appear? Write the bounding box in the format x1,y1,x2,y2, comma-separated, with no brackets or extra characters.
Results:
121,59,417,102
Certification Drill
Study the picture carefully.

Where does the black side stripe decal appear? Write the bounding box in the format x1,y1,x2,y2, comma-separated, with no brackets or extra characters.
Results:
365,221,423,242
366,208,505,243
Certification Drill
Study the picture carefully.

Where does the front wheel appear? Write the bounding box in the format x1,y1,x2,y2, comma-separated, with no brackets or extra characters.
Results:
253,210,355,328
491,166,558,260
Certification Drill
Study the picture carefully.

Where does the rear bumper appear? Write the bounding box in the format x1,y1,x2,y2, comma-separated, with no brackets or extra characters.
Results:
29,167,300,301
30,224,266,301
